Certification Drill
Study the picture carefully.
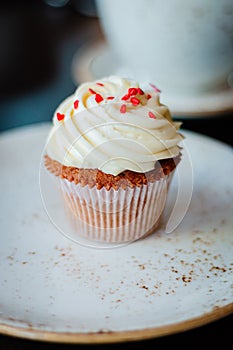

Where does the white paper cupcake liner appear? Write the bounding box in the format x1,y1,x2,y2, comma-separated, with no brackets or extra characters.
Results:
59,172,174,243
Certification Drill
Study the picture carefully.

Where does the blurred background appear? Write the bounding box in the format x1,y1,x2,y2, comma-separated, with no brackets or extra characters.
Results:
0,0,101,131
0,0,232,143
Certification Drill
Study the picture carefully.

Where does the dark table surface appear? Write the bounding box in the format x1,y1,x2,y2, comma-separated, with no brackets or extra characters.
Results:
0,1,233,349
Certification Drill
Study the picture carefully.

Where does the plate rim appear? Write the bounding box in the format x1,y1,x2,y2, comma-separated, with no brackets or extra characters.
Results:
0,303,233,344
1,123,233,344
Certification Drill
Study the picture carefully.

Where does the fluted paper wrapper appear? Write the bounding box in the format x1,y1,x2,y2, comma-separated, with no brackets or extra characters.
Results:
59,172,174,243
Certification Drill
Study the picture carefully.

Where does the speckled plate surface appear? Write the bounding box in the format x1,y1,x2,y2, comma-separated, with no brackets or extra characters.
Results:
0,123,233,344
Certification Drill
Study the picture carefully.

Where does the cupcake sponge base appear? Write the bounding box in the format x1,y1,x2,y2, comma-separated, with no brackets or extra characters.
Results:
45,154,180,243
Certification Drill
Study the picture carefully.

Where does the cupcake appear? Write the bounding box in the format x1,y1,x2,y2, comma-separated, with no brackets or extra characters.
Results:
44,76,183,243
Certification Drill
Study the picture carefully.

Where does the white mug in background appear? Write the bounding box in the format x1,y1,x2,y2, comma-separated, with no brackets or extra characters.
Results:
96,0,233,97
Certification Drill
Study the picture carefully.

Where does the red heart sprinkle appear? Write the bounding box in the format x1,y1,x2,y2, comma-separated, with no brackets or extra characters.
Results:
130,97,140,106
137,88,144,95
128,87,138,96
89,88,96,94
74,100,79,109
56,112,65,121
147,94,152,100
107,96,114,100
121,93,130,101
95,93,104,103
149,83,161,93
148,111,156,119
120,104,127,113
96,82,104,86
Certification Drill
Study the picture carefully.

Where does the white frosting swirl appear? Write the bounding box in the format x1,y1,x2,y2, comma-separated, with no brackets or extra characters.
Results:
46,76,183,176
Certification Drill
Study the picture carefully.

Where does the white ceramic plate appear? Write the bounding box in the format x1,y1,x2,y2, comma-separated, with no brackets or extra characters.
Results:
71,41,233,118
0,123,233,344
